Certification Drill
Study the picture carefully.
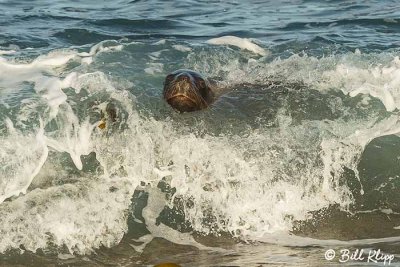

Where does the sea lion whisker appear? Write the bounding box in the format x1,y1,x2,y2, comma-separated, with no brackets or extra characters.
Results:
166,94,198,105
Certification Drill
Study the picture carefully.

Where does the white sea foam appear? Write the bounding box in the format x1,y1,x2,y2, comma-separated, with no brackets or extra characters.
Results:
0,42,125,202
162,120,358,238
172,44,192,52
207,36,267,56
0,177,136,254
0,50,16,55
0,119,48,203
153,39,166,45
0,42,140,253
45,118,96,170
77,40,123,57
130,187,209,252
144,63,164,75
322,57,400,111
1,40,400,255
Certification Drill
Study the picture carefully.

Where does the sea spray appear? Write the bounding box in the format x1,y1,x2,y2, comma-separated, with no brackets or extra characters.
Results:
0,39,399,254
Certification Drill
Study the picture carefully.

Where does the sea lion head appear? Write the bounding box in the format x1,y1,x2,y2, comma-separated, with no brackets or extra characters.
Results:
163,69,214,112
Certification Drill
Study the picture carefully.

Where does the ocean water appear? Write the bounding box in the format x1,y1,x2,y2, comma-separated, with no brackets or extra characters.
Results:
1,0,400,266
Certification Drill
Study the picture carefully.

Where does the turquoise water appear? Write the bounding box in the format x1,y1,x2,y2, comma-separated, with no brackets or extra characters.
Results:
1,1,400,266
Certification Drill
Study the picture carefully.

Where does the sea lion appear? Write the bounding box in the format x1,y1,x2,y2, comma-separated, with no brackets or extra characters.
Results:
163,69,215,112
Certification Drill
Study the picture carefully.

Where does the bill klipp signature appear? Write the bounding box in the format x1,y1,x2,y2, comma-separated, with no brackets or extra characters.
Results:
325,248,395,265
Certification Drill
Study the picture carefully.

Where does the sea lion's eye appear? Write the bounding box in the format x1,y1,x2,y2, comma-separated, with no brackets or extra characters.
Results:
197,79,206,88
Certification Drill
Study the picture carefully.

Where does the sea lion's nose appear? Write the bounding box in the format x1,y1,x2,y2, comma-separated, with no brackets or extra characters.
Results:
176,74,190,83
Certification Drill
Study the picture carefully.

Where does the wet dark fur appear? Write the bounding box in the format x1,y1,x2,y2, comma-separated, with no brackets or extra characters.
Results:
163,69,214,112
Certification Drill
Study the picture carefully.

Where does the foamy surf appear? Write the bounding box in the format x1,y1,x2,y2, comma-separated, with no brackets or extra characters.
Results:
3,1,400,265
0,42,126,205
207,36,268,56
0,38,399,261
